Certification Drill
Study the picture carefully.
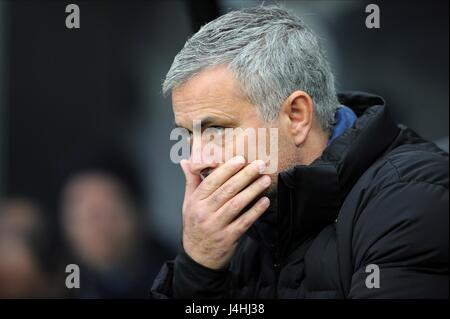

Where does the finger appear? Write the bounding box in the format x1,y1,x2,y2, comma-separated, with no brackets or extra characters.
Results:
215,175,271,225
180,159,201,198
195,155,247,200
227,196,270,238
206,160,268,210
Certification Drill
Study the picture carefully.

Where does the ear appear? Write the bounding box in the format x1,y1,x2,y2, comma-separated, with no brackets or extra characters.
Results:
279,91,314,147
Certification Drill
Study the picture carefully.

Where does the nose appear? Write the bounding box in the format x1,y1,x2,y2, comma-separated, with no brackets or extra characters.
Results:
188,135,220,176
188,157,218,177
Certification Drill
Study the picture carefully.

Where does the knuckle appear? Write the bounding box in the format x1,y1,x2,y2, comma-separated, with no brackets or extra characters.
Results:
196,210,208,223
221,229,232,243
209,193,222,205
183,199,199,214
253,205,264,216
241,218,252,230
203,178,218,191
222,232,237,248
222,183,235,196
227,198,241,212
233,223,247,237
222,238,233,249
185,206,206,224
212,231,226,244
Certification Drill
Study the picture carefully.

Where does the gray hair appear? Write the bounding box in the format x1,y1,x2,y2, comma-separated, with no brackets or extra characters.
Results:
163,5,339,131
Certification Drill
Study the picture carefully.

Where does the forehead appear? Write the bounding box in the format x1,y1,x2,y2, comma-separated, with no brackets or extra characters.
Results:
63,173,124,198
172,66,255,126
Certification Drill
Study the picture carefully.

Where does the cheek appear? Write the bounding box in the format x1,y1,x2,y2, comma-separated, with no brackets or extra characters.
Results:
279,141,298,171
271,130,294,172
254,127,280,174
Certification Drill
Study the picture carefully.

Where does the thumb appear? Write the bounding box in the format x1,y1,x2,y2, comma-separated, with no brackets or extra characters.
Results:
180,159,201,197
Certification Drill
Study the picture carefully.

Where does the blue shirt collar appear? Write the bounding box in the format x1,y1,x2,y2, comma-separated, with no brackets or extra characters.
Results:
328,105,357,145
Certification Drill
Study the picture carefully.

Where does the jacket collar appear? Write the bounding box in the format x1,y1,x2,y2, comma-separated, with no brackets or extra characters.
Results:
252,91,401,261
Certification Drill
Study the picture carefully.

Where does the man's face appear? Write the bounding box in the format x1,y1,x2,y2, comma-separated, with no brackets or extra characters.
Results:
61,173,137,270
172,65,300,195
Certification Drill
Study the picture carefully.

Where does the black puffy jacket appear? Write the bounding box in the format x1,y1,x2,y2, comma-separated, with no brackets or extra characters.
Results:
152,92,449,299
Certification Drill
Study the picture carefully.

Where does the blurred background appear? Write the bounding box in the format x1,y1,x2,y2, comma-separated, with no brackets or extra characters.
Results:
0,0,448,298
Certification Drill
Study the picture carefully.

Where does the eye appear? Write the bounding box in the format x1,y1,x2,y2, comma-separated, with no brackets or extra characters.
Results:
208,126,227,138
209,126,226,131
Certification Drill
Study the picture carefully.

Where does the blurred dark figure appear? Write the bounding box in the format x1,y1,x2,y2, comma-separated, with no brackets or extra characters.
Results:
0,198,57,298
58,145,169,298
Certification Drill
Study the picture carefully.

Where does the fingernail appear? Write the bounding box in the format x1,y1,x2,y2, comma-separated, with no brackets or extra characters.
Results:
260,197,270,207
261,175,271,187
254,160,266,174
231,155,246,165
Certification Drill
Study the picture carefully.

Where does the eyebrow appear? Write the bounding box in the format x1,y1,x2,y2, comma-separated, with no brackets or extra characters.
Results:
174,116,228,131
